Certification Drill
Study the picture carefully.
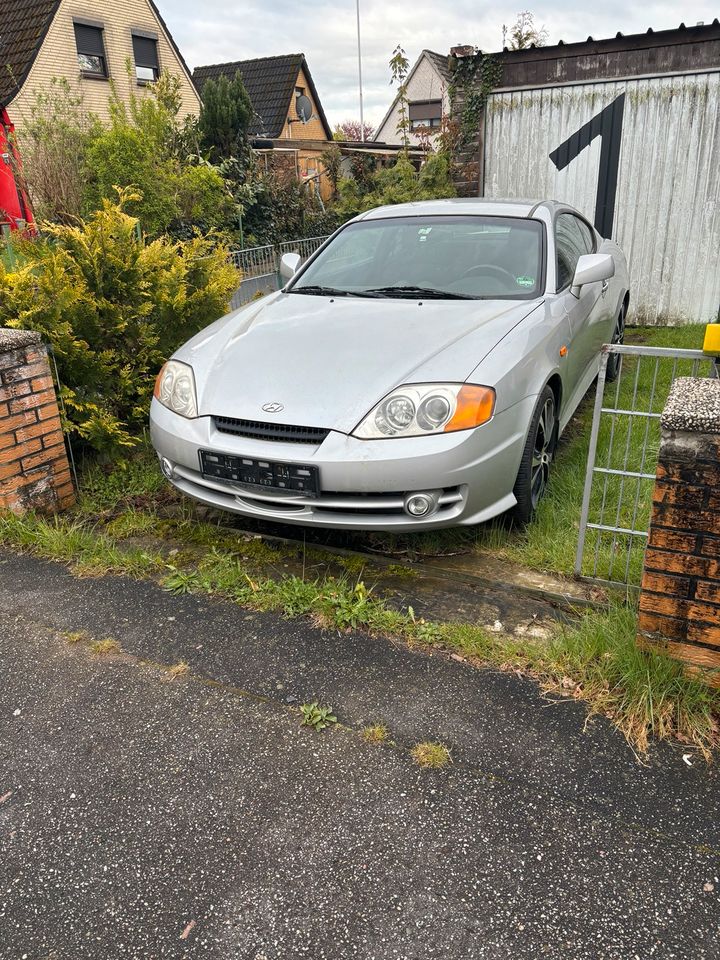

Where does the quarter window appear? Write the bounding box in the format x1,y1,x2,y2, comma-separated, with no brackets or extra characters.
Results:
555,213,594,291
132,34,160,82
74,23,107,78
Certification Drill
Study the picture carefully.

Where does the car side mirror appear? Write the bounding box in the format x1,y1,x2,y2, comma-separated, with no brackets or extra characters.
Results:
571,253,614,297
280,252,302,281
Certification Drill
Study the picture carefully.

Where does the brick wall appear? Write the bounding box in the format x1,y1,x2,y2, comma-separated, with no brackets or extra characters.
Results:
0,330,75,515
637,377,720,684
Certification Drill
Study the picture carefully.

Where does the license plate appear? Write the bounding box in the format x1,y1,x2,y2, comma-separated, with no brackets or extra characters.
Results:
200,451,320,497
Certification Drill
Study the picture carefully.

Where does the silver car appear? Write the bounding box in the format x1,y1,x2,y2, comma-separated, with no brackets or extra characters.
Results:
150,198,629,530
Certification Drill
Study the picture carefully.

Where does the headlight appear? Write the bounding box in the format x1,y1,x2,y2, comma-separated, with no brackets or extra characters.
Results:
153,360,198,418
353,383,495,439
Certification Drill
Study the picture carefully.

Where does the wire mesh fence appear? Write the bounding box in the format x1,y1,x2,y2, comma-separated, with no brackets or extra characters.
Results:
575,343,718,589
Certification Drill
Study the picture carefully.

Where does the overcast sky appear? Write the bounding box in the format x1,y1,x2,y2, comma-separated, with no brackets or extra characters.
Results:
163,1,719,129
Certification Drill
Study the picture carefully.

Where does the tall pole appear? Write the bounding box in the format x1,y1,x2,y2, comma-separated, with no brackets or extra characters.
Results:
356,0,365,141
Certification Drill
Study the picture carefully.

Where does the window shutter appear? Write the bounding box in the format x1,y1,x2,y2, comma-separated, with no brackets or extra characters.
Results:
132,35,159,68
74,23,105,56
408,100,443,122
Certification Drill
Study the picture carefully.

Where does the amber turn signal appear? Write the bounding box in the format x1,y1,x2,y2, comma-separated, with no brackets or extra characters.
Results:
444,385,496,432
153,363,167,400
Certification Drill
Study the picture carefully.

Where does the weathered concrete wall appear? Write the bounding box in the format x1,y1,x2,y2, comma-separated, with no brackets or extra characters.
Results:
0,330,75,515
638,376,720,684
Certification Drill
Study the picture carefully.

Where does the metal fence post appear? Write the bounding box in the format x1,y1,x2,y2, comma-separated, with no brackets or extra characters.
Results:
575,349,609,578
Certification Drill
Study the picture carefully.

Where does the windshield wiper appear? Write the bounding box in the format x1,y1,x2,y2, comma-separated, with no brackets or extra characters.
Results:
289,285,355,297
363,285,476,300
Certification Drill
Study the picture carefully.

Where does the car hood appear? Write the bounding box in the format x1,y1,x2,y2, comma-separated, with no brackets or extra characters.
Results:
177,292,542,433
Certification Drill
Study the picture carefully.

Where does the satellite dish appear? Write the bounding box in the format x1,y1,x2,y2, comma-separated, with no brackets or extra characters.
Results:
295,94,313,123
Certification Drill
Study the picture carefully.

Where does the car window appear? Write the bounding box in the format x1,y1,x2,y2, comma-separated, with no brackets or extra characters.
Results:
555,213,594,291
291,215,545,300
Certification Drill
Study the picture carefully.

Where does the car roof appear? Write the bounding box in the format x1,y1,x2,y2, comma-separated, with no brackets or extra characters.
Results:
357,197,556,221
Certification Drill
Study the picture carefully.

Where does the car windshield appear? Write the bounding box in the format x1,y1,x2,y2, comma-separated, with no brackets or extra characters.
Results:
290,215,544,300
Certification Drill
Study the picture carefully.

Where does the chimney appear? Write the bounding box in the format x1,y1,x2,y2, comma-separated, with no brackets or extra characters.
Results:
450,45,475,58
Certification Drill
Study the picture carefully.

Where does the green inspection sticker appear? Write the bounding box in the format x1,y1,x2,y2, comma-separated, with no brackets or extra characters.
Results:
516,276,535,288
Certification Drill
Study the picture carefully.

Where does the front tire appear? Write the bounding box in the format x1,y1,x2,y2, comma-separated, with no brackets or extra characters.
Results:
511,385,557,525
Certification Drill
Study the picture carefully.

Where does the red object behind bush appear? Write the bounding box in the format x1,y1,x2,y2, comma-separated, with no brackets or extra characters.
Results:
0,108,35,234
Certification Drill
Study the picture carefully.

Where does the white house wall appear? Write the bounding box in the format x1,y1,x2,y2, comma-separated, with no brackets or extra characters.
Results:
484,73,720,325
375,57,449,145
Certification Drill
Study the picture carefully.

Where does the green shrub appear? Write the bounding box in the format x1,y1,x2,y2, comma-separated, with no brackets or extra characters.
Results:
337,153,455,218
83,125,178,236
0,191,238,455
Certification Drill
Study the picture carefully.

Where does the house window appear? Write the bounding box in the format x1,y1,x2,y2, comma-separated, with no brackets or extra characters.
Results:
74,23,107,78
132,34,160,82
408,99,442,131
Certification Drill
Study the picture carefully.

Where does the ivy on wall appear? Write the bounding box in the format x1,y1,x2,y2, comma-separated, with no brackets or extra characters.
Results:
448,50,503,145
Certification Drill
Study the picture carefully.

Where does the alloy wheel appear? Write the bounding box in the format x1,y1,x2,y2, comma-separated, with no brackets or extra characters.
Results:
530,396,555,508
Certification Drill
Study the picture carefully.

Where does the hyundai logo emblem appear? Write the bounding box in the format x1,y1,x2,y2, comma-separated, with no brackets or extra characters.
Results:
262,402,285,413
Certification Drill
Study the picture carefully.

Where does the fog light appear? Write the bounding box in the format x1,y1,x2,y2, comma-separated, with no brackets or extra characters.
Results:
403,491,440,518
160,456,175,480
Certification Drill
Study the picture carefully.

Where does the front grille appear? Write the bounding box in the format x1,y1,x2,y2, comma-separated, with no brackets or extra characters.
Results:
213,416,330,445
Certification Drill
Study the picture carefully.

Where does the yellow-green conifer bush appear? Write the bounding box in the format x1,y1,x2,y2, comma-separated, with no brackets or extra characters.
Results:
0,190,238,457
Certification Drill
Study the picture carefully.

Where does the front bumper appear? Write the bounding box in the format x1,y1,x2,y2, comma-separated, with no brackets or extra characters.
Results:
149,397,535,531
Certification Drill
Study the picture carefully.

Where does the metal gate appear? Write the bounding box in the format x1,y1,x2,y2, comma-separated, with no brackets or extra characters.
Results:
575,343,717,589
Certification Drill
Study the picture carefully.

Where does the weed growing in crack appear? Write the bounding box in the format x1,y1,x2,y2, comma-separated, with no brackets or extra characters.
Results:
411,742,452,769
362,724,389,745
90,638,121,656
167,661,190,679
300,702,338,732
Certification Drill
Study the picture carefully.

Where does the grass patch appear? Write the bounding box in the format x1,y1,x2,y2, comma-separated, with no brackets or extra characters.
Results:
362,723,390,745
91,638,121,656
537,605,720,757
411,742,452,769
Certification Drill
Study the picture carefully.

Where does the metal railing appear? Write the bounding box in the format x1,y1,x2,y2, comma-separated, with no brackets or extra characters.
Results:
229,244,277,280
277,235,330,261
229,235,330,309
575,343,717,589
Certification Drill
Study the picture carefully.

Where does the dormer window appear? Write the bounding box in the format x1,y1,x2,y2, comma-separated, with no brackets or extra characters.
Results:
132,33,160,82
74,22,108,78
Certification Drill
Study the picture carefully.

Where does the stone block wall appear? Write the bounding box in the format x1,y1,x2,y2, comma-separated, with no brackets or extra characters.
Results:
0,329,75,514
637,377,720,683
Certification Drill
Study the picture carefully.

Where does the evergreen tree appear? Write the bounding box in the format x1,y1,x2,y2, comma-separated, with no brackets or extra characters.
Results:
198,72,253,160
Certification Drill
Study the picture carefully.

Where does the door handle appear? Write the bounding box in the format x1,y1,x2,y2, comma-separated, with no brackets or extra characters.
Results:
601,280,609,297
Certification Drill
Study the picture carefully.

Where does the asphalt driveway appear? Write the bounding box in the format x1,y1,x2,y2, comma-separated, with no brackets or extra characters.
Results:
1,549,719,958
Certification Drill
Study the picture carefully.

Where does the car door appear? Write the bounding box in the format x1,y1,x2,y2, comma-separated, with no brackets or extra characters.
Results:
555,213,604,395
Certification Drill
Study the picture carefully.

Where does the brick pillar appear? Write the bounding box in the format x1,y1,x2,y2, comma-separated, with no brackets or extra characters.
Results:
637,376,720,684
0,329,75,514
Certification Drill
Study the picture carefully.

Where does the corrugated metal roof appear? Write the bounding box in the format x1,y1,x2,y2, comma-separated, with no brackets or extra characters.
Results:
193,53,332,140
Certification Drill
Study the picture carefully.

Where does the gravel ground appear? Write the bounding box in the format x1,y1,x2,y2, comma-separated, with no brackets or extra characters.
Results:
0,552,719,958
